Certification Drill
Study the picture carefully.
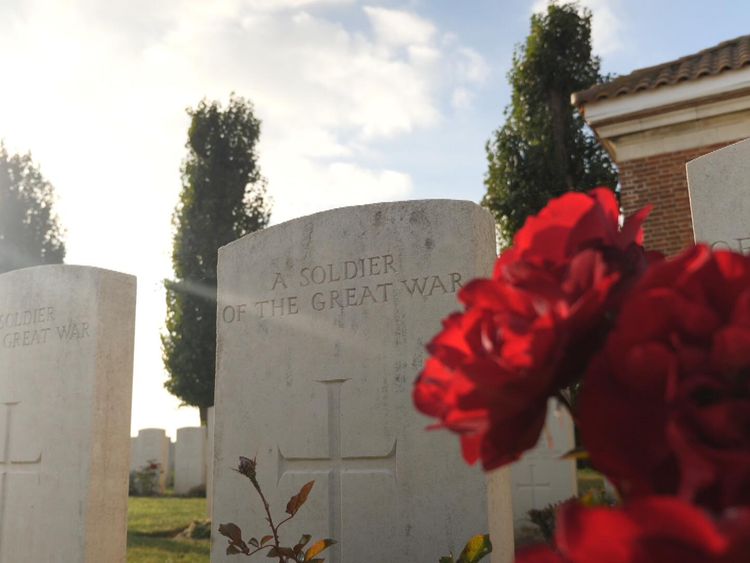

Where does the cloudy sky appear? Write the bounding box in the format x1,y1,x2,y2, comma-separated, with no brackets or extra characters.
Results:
1,0,748,438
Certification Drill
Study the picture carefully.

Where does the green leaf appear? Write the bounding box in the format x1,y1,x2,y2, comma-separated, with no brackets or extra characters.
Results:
439,557,455,563
286,481,315,516
305,539,336,560
456,534,492,563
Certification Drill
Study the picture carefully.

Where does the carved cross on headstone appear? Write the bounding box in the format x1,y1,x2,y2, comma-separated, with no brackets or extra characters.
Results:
516,463,551,509
0,402,42,554
277,379,397,563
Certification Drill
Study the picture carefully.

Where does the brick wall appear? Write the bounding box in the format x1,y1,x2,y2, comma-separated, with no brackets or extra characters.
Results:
618,141,740,256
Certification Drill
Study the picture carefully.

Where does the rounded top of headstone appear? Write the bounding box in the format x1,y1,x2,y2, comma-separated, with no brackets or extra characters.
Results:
0,263,136,283
688,137,750,171
220,199,491,252
687,137,750,248
138,428,167,436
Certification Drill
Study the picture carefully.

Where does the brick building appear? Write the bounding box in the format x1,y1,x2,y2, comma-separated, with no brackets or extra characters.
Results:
573,35,750,256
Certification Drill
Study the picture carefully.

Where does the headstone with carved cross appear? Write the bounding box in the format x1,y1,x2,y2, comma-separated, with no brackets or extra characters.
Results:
213,201,514,563
510,399,577,541
687,137,750,254
0,265,136,562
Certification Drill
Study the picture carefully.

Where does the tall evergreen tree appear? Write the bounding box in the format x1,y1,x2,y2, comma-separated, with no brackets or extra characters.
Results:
483,2,618,245
163,95,270,423
0,144,65,273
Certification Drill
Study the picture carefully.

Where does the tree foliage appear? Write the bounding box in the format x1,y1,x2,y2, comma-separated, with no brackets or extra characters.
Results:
482,2,618,245
0,144,65,274
163,95,270,422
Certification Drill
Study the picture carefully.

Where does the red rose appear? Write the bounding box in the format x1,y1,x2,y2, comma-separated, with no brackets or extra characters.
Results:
579,245,750,510
515,497,750,563
414,188,653,469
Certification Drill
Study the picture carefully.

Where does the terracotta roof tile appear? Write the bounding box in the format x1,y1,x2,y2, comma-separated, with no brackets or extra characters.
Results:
573,35,750,105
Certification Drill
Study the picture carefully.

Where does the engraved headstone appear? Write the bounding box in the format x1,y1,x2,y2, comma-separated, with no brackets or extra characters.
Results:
132,428,169,493
510,400,576,538
687,137,750,254
0,265,136,562
175,426,207,495
213,201,514,563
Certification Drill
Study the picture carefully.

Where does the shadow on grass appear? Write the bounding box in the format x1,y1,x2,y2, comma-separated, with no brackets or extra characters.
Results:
127,496,210,562
127,533,209,563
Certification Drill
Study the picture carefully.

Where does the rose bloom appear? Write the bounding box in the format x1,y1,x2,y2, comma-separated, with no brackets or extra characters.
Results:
515,497,750,563
413,188,654,469
580,245,750,510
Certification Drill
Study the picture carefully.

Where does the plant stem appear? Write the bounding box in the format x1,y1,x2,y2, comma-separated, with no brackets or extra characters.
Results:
251,480,285,563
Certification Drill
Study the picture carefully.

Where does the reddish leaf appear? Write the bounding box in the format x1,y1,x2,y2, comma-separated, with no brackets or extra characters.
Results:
218,522,250,555
219,523,244,544
286,481,315,516
260,535,274,546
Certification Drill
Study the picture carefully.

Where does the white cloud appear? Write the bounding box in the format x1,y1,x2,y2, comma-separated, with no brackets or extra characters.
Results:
0,1,486,436
265,158,413,223
363,5,437,47
456,47,491,83
451,87,473,110
531,0,625,56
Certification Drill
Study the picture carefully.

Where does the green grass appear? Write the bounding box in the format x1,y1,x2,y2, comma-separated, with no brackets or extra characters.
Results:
127,497,210,563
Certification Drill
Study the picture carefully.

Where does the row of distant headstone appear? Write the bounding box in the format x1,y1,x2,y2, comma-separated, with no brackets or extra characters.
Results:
130,426,208,496
4,139,745,562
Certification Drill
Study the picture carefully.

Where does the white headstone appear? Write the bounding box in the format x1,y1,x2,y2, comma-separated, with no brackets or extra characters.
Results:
167,436,177,479
0,265,136,562
132,428,169,493
175,426,207,495
510,400,577,537
213,201,513,563
207,406,215,519
687,137,750,253
130,436,137,472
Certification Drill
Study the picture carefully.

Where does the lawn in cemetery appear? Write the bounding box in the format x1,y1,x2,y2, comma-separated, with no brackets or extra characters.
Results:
127,497,209,562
